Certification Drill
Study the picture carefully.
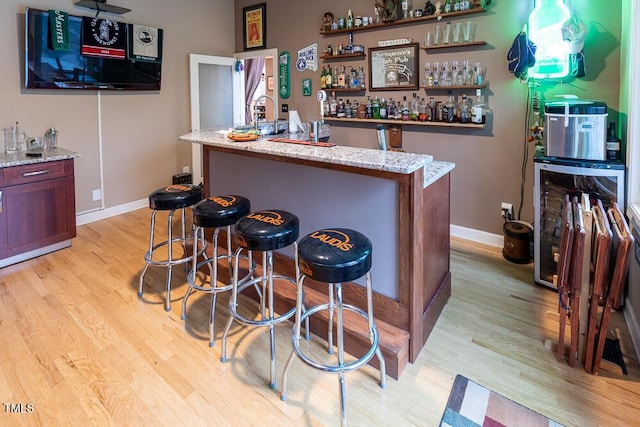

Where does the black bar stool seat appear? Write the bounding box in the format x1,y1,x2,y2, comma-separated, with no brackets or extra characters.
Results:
182,195,252,347
221,209,301,390
138,184,202,312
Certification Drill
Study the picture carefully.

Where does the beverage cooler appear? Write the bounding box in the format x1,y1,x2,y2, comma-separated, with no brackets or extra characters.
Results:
534,157,625,289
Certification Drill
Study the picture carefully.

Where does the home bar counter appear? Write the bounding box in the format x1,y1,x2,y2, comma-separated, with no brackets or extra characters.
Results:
180,129,454,379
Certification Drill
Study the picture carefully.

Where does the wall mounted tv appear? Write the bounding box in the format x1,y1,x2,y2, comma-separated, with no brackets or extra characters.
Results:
25,8,163,90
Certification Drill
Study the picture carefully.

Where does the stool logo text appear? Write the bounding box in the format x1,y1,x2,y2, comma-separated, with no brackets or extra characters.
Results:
247,211,284,226
309,229,353,252
166,184,192,192
210,195,236,207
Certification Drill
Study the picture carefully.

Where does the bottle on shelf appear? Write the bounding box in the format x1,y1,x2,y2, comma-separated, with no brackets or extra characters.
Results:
380,98,388,120
347,9,354,29
320,66,327,89
358,66,366,90
444,90,457,123
366,96,373,119
330,91,338,117
436,101,444,122
471,88,485,124
345,99,352,118
337,98,346,118
444,0,452,14
418,97,428,122
372,96,381,119
388,98,397,120
428,97,436,122
325,65,333,89
401,96,410,121
458,94,471,123
410,93,419,121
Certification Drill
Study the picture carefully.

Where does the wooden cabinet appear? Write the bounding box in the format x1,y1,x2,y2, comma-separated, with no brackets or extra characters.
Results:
0,159,76,262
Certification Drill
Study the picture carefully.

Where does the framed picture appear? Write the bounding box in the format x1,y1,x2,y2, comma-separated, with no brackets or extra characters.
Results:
243,3,266,50
267,75,274,91
368,43,419,91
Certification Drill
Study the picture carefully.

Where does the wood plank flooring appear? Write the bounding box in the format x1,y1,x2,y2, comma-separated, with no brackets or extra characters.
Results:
0,208,638,426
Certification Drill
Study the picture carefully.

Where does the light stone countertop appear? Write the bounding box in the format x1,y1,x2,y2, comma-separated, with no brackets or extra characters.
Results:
0,147,79,168
180,129,454,188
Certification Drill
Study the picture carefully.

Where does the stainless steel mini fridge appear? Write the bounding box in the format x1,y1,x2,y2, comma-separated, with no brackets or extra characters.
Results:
534,157,625,289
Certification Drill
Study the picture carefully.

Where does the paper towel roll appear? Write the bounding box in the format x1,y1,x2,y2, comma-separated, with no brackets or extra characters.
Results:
289,109,304,133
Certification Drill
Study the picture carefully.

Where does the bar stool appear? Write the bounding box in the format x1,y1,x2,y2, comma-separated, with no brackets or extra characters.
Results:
281,228,386,426
220,209,300,389
181,195,252,347
138,184,202,311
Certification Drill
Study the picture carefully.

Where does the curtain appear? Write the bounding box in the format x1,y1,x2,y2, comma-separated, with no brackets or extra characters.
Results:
245,57,266,124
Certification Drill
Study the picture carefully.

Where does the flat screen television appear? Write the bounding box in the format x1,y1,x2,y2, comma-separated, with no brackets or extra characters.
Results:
25,8,163,90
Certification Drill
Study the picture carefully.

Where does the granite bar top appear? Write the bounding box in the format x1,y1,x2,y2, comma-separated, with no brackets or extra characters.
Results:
0,148,79,168
180,129,454,188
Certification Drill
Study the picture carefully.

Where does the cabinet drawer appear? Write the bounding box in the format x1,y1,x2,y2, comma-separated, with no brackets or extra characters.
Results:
2,159,73,186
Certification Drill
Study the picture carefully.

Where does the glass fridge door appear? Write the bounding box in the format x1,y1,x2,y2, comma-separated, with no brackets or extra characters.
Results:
534,160,625,289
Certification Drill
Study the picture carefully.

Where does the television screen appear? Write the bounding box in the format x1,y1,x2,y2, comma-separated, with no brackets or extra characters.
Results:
25,8,163,90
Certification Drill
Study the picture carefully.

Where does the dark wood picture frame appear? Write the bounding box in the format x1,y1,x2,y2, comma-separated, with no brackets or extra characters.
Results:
368,43,419,91
243,3,266,51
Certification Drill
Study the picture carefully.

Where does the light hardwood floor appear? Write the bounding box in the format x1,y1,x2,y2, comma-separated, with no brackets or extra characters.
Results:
1,208,639,426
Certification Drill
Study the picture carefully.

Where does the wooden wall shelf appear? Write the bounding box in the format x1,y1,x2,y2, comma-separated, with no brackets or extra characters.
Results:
421,40,487,51
320,7,486,36
324,117,484,129
321,53,366,60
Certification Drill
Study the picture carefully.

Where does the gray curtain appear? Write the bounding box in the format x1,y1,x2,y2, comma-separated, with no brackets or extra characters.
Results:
245,57,266,124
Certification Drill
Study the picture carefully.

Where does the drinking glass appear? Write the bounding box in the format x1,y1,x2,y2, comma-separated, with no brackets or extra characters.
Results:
443,22,451,44
463,21,477,42
453,22,461,43
434,25,443,45
425,32,432,46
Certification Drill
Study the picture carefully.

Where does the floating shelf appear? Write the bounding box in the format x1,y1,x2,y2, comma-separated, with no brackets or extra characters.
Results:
320,53,366,60
420,84,486,90
323,87,366,92
421,40,487,51
324,117,484,129
320,8,486,36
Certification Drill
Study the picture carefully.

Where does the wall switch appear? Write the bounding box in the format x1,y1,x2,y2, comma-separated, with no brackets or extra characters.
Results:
281,104,288,113
92,189,102,202
182,166,190,174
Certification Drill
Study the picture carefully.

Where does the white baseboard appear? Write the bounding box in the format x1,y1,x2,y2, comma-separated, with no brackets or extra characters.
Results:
76,198,148,226
450,224,503,248
624,298,640,364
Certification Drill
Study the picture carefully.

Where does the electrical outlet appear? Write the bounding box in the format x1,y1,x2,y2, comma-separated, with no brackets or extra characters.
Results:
501,202,513,219
182,166,190,174
281,104,289,113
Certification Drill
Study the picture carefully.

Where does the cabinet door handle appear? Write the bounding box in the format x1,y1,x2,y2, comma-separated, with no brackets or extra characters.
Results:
22,169,50,177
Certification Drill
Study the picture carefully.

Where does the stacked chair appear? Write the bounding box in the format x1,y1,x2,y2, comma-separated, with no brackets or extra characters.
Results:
556,197,634,373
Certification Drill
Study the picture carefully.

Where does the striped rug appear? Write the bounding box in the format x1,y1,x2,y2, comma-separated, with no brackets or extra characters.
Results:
440,375,565,427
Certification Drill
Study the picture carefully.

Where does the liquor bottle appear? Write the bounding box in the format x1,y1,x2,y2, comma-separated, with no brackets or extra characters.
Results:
337,65,346,89
444,90,457,123
345,99,352,118
418,98,427,122
325,66,333,89
358,66,366,89
320,67,327,89
444,0,452,14
372,96,381,119
471,89,485,124
606,122,621,161
436,101,444,122
380,98,388,120
330,91,338,117
388,98,397,120
347,9,354,29
352,99,360,118
401,96,410,121
337,98,346,118
410,93,419,121
454,0,461,12
366,96,373,119
428,97,436,122
350,67,358,88
459,94,471,123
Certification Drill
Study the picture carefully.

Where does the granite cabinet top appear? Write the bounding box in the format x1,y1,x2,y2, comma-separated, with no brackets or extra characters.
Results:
179,129,454,187
0,148,79,169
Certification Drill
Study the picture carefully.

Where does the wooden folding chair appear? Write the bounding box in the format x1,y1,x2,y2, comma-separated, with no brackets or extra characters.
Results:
590,202,635,374
568,197,585,367
556,194,574,363
584,200,612,374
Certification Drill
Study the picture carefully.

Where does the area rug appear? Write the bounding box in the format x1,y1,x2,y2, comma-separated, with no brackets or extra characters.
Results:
440,375,565,427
